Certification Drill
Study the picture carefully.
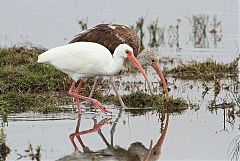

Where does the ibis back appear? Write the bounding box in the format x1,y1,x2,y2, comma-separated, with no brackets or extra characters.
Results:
37,42,114,81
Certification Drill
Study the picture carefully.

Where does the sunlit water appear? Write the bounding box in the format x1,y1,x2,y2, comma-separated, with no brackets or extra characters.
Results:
1,0,240,160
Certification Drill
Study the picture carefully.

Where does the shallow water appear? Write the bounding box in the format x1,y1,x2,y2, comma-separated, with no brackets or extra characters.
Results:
4,106,239,160
3,72,240,160
1,0,240,160
0,0,239,63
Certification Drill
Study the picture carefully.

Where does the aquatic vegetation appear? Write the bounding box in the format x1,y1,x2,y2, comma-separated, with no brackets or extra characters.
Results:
191,14,209,48
154,96,188,113
189,14,223,48
121,91,188,113
76,15,223,51
78,18,88,31
121,91,152,108
210,15,223,48
131,17,145,50
0,47,72,113
167,58,239,80
0,100,8,124
0,128,10,161
16,144,41,161
208,102,235,112
148,19,160,48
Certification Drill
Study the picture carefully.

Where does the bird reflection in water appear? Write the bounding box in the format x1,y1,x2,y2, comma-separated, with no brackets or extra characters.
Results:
57,110,169,161
69,116,111,152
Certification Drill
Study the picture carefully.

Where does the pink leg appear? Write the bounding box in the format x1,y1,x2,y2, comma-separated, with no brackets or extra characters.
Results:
75,80,84,94
69,116,110,151
74,118,87,151
69,116,81,150
74,116,84,147
69,133,78,150
68,80,76,110
76,118,111,135
69,80,110,113
68,81,82,114
69,115,87,151
74,81,85,113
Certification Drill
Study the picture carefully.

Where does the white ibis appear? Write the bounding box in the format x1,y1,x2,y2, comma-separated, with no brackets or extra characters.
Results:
70,24,169,107
37,42,152,114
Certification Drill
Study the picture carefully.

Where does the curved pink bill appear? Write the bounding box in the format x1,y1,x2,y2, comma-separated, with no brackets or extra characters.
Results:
127,52,154,95
151,61,169,100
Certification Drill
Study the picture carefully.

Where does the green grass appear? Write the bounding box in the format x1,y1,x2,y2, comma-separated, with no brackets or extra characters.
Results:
0,47,74,114
121,91,188,113
167,58,239,80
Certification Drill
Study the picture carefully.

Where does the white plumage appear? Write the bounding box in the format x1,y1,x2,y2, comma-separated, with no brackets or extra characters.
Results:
38,42,130,81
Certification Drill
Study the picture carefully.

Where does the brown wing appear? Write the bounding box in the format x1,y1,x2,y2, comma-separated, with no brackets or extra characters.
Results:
69,24,140,56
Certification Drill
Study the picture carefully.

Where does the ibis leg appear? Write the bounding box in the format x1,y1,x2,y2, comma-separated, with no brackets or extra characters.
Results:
71,93,110,113
69,115,91,152
109,77,127,109
69,80,110,113
69,115,82,150
68,80,83,114
75,81,84,113
88,76,99,98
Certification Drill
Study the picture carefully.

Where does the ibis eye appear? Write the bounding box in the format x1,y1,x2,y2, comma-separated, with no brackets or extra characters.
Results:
125,49,130,54
152,59,155,63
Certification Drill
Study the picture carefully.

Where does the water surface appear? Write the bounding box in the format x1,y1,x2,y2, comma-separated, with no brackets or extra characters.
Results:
1,0,240,160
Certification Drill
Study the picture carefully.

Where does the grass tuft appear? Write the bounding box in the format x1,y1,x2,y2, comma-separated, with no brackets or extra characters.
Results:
0,47,72,114
167,58,239,80
121,91,188,113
